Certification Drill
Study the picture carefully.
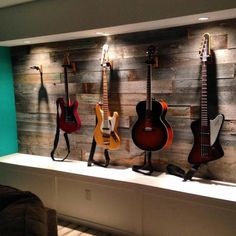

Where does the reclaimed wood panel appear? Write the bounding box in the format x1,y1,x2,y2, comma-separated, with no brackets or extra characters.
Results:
11,18,236,183
175,63,235,80
191,105,236,121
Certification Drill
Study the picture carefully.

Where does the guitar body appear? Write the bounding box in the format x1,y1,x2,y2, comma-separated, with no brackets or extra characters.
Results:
132,100,173,151
94,103,120,150
57,98,81,133
188,114,224,165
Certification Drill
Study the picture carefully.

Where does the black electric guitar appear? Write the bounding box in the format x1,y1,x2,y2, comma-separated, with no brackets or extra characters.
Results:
187,33,224,165
132,46,173,151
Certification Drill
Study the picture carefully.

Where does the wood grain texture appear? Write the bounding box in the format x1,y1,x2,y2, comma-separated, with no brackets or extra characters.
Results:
57,218,112,236
11,18,236,183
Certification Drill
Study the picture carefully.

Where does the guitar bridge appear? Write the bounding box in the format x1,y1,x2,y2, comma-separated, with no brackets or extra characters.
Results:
102,133,110,138
65,116,75,122
102,127,110,130
145,127,152,131
102,132,110,145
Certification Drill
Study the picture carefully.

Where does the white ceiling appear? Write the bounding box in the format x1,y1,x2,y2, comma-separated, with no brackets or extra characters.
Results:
0,0,35,8
1,8,236,47
0,0,235,47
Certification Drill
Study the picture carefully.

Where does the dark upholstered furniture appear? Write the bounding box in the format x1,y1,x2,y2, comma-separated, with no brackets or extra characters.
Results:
0,185,57,236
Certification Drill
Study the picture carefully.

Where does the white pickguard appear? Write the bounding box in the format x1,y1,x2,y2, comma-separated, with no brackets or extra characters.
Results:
100,110,117,134
210,114,224,145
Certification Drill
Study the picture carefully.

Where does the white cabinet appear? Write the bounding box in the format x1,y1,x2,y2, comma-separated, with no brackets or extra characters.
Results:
0,153,236,236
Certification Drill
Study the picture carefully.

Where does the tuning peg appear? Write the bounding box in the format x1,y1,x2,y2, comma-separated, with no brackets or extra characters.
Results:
199,47,202,54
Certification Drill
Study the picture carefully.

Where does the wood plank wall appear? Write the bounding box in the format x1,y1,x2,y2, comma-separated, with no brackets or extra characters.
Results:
11,19,236,183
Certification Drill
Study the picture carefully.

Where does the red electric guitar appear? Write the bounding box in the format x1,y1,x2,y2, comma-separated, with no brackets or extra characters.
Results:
57,53,81,133
131,46,173,151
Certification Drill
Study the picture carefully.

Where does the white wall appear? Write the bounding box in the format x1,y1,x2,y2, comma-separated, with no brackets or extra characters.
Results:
0,0,236,41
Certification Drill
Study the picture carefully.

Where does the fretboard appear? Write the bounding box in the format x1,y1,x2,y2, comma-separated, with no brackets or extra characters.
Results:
146,64,152,111
200,61,210,156
201,62,209,127
102,67,109,121
64,66,70,106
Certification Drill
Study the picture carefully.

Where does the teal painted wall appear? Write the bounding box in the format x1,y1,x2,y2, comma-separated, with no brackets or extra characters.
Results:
0,47,18,155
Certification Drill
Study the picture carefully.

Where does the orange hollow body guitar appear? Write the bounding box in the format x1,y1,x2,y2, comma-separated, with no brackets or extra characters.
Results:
132,46,173,151
93,44,120,150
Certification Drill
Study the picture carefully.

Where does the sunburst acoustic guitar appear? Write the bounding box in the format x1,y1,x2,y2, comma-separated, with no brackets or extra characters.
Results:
131,45,173,151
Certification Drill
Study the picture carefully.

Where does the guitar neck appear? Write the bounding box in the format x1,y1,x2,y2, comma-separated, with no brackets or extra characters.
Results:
146,64,152,111
64,65,70,106
201,61,209,127
102,67,109,120
200,61,210,156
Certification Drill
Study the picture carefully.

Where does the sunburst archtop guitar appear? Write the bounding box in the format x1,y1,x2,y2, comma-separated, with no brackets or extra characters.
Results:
131,46,173,151
93,44,120,150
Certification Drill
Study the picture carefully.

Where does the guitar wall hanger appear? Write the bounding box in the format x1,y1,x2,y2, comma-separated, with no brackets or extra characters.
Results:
30,65,43,74
30,66,40,70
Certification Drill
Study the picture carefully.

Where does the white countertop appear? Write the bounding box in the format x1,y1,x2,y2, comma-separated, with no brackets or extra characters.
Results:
0,153,236,203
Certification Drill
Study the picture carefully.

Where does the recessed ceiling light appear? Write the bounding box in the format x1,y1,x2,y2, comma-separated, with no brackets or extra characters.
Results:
198,17,209,21
96,32,110,36
24,40,31,44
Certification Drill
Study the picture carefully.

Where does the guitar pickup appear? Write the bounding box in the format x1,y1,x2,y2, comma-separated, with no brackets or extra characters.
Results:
201,132,210,135
111,132,119,142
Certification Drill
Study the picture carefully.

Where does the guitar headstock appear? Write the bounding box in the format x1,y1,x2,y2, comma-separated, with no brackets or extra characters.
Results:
199,33,211,62
101,44,111,67
146,45,157,66
62,52,77,73
63,52,71,67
